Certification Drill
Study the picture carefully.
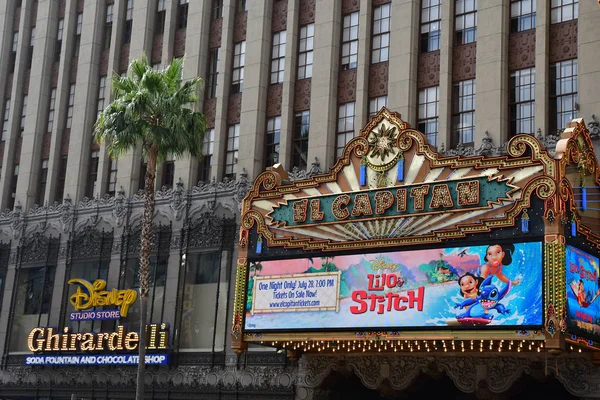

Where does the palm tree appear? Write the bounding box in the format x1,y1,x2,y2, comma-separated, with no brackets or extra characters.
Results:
94,55,206,400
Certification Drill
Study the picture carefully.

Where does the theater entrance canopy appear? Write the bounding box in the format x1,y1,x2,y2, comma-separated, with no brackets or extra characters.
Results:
232,108,600,358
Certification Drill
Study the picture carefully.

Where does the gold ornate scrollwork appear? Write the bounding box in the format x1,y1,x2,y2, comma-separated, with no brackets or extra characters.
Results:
231,257,248,348
348,136,370,159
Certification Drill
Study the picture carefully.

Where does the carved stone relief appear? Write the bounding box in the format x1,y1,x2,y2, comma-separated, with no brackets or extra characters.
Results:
294,78,312,112
338,69,357,104
99,48,110,76
209,18,223,49
228,92,243,124
299,0,316,25
342,0,360,14
204,97,217,128
549,20,578,63
151,34,163,64
70,58,78,83
368,62,389,98
267,84,283,117
174,28,186,58
418,51,440,88
119,43,130,73
233,11,247,43
509,30,536,71
272,0,288,32
452,43,477,82
51,62,59,87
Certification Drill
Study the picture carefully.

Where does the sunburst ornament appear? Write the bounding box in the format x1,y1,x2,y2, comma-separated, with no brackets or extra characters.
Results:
368,125,398,161
363,123,402,175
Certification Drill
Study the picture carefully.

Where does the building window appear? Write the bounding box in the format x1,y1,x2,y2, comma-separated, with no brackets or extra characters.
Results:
292,111,310,170
47,88,56,132
550,59,578,134
180,251,228,351
55,156,67,202
37,159,48,206
27,25,34,69
510,0,536,33
418,87,440,147
297,24,314,79
10,31,17,73
271,31,286,84
455,0,477,45
9,164,19,209
123,0,134,44
66,84,75,129
97,76,106,118
453,79,476,145
178,0,189,29
341,12,359,70
231,41,246,93
56,19,64,61
2,100,10,140
162,160,175,188
551,0,578,24
238,0,247,12
107,159,118,196
369,96,387,119
510,68,535,136
86,151,100,198
73,13,83,57
212,0,223,20
206,49,220,99
337,102,356,157
121,253,168,331
198,128,214,182
225,124,239,180
421,0,441,52
9,266,56,352
104,4,113,49
156,0,167,34
265,116,281,168
76,12,83,34
20,95,27,133
372,4,391,63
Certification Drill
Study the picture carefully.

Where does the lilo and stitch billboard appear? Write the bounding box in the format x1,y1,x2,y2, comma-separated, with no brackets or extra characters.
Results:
244,241,543,331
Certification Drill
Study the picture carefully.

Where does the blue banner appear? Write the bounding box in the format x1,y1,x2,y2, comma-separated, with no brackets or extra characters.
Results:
25,354,169,366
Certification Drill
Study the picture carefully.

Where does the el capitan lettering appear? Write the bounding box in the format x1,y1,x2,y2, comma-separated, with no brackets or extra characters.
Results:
269,177,512,228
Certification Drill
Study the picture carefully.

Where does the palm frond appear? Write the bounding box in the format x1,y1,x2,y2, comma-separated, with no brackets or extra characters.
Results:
94,55,207,169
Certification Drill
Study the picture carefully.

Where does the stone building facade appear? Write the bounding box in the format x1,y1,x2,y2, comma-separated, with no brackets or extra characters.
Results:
0,0,599,398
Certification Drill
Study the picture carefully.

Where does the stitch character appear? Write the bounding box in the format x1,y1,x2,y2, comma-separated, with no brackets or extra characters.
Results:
479,244,520,286
455,276,511,323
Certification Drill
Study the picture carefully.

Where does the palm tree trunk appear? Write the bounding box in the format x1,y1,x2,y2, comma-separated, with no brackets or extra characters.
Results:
136,145,158,400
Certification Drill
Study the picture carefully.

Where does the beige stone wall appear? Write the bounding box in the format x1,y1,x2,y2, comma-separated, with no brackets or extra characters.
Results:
0,0,598,205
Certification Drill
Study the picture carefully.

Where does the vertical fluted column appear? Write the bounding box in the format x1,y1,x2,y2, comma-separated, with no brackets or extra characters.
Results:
14,0,58,209
278,0,299,171
0,2,32,209
354,0,371,130
115,0,156,196
474,0,509,145
438,0,454,150
237,1,271,179
387,0,419,126
211,0,235,181
306,0,340,171
174,0,211,188
95,0,127,198
44,0,78,204
534,0,549,137
577,0,600,123
63,0,104,202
